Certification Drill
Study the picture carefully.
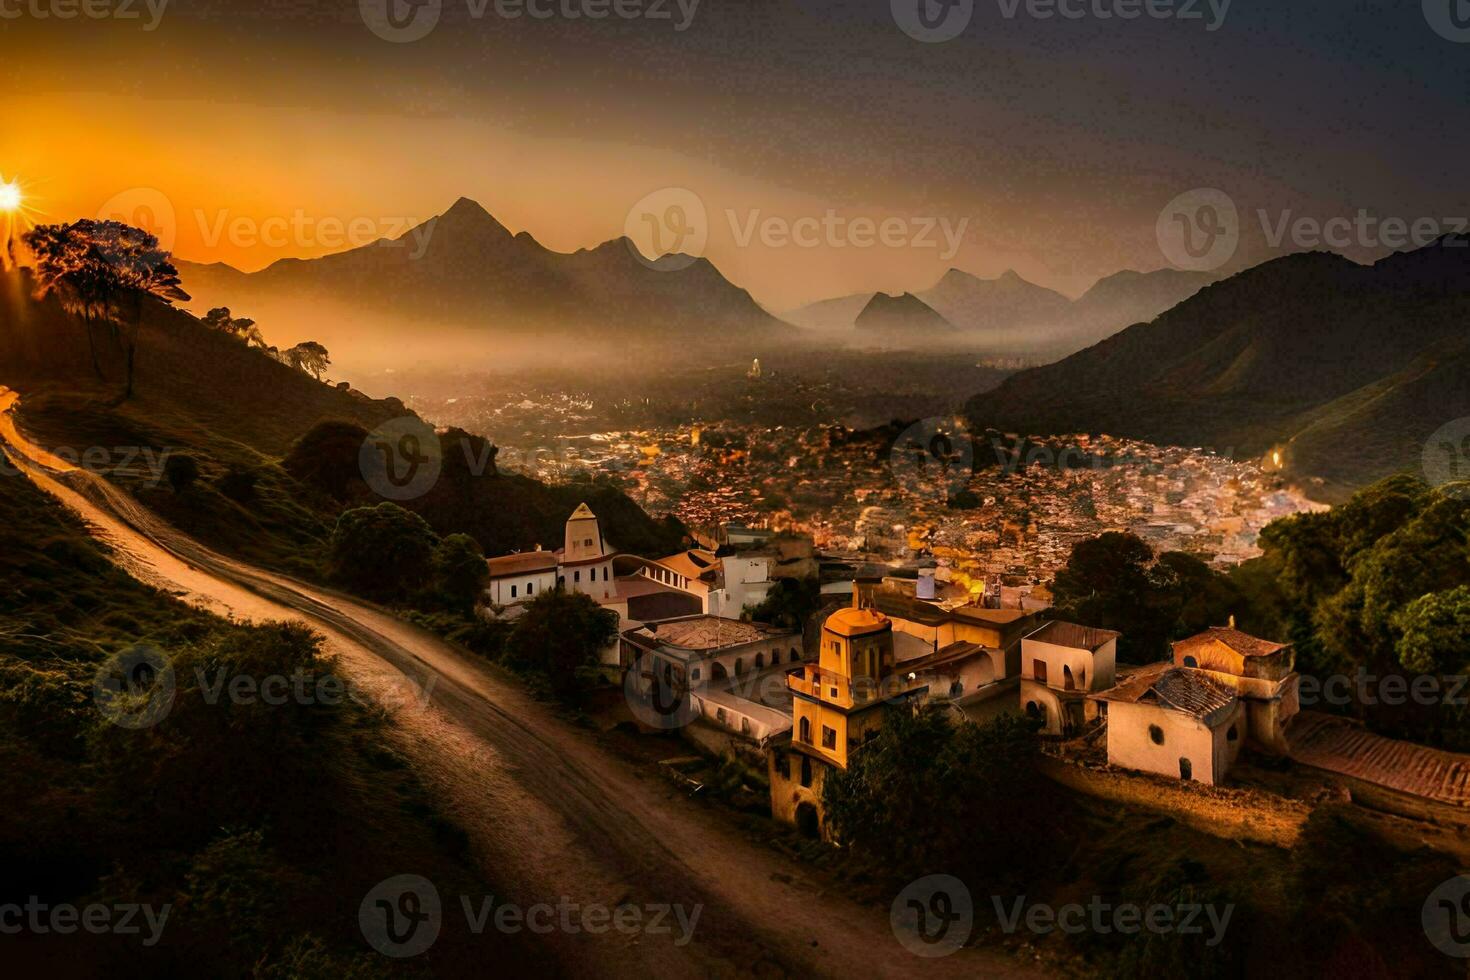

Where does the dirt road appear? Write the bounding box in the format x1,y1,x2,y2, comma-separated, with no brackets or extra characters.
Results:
0,388,1040,979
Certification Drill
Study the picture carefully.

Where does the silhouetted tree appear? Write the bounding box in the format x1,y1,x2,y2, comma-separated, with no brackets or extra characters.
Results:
164,453,200,493
23,219,189,399
286,341,331,380
432,533,488,614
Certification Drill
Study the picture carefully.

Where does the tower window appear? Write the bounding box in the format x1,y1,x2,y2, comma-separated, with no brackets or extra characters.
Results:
574,571,580,583
1149,724,1165,745
821,726,836,749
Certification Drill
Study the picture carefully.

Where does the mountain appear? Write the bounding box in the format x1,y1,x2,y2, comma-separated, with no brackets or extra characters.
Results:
917,269,1072,337
782,292,874,332
1060,268,1217,352
964,239,1470,500
176,197,785,372
780,267,1217,356
853,292,954,341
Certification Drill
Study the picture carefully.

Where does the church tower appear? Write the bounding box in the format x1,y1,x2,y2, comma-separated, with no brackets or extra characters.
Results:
560,503,615,601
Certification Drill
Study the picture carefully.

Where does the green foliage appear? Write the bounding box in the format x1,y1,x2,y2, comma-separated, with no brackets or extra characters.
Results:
1051,533,1240,663
1245,475,1470,747
822,708,1057,889
432,532,488,614
504,590,618,697
747,576,820,629
327,502,440,602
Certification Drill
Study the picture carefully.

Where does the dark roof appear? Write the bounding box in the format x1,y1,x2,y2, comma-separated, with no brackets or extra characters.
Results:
1093,663,1237,721
486,551,558,577
1025,620,1121,653
871,592,950,626
903,641,990,673
1175,627,1289,660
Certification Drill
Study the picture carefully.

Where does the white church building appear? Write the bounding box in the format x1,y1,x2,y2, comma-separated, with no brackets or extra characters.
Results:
483,502,617,610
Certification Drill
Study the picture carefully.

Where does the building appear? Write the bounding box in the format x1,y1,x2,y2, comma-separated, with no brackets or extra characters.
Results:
1019,621,1120,736
1171,623,1300,752
630,544,776,618
768,599,926,839
1092,662,1245,784
482,502,617,612
621,614,802,743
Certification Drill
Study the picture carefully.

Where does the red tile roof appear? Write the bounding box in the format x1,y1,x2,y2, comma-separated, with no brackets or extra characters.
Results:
1175,627,1288,660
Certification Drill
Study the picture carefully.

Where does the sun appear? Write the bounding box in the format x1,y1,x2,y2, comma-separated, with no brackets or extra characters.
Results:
0,181,20,213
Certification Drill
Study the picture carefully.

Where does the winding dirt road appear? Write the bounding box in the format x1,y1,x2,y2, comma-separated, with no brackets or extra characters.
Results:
0,387,1040,979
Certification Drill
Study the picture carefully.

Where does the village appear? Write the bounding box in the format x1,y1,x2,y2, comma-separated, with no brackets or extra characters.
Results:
480,503,1470,845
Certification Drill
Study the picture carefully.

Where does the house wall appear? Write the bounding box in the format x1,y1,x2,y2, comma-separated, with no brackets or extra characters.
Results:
1020,678,1081,736
1105,700,1245,785
564,560,615,601
485,569,557,606
768,747,832,840
1020,637,1115,693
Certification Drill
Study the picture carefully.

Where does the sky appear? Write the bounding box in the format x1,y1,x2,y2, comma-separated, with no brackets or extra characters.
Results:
1,0,1467,309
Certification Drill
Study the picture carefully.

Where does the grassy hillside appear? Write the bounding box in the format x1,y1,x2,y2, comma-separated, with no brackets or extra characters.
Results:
964,241,1470,501
0,445,536,976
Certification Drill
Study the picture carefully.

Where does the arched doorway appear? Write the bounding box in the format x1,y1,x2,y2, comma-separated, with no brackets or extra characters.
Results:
795,802,820,839
1179,757,1193,781
712,662,728,681
790,648,800,663
755,652,764,669
1063,665,1076,691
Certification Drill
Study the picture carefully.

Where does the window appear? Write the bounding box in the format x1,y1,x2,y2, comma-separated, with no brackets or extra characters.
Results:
1183,656,1198,668
1033,660,1048,684
755,653,764,669
691,668,701,681
574,570,580,583
776,752,790,779
949,680,963,698
510,585,517,598
1149,724,1165,745
1025,701,1041,719
790,648,799,662
527,581,534,595
800,756,813,788
799,717,811,743
585,538,593,547
734,658,744,676
830,687,838,698
716,708,726,724
741,717,751,735
1227,724,1238,742
821,726,837,749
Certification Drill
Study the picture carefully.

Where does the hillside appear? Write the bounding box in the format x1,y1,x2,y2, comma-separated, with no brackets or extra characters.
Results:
964,240,1470,500
917,268,1071,338
177,197,785,373
0,268,684,569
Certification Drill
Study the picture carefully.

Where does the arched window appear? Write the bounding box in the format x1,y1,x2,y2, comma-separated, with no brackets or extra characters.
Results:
1063,665,1076,692
734,658,744,676
1183,656,1198,668
574,570,580,583
527,581,534,595
949,680,963,698
799,717,811,743
790,649,800,662
1150,724,1165,745
800,757,813,788
712,662,728,681
755,653,765,669
1025,701,1041,719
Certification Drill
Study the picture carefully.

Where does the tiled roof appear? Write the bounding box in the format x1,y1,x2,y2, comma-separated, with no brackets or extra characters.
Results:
1094,663,1236,721
487,551,558,577
1025,620,1121,652
1175,627,1288,660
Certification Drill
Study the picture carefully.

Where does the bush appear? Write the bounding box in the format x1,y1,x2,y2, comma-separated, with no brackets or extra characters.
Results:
164,453,200,493
326,502,440,602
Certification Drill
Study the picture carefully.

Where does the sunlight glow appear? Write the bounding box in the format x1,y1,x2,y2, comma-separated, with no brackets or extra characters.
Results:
0,182,21,213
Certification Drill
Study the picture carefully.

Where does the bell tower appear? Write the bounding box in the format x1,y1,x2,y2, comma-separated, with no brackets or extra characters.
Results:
563,502,605,562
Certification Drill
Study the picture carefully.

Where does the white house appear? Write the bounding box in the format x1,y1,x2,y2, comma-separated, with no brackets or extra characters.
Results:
482,502,617,613
1019,621,1120,736
1092,663,1246,785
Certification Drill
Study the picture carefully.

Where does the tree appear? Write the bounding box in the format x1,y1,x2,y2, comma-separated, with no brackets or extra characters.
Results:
23,219,190,399
286,341,331,380
747,576,820,629
1394,587,1470,676
326,502,440,602
504,590,617,697
201,306,258,343
432,533,488,614
164,453,200,493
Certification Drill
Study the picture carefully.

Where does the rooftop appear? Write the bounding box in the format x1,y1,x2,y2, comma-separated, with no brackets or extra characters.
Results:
1093,663,1237,721
1175,627,1289,660
634,614,787,651
487,551,559,577
1025,620,1121,653
824,606,891,638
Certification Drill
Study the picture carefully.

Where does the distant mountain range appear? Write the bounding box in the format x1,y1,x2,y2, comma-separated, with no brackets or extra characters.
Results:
964,238,1470,501
177,198,783,370
853,292,954,340
784,267,1216,357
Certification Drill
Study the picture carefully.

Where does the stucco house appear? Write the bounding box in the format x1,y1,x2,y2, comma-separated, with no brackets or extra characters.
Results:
1019,621,1120,736
1171,623,1300,753
1092,662,1246,784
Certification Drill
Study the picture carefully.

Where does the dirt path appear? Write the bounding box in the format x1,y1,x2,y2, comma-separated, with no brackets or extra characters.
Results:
1,388,1041,979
